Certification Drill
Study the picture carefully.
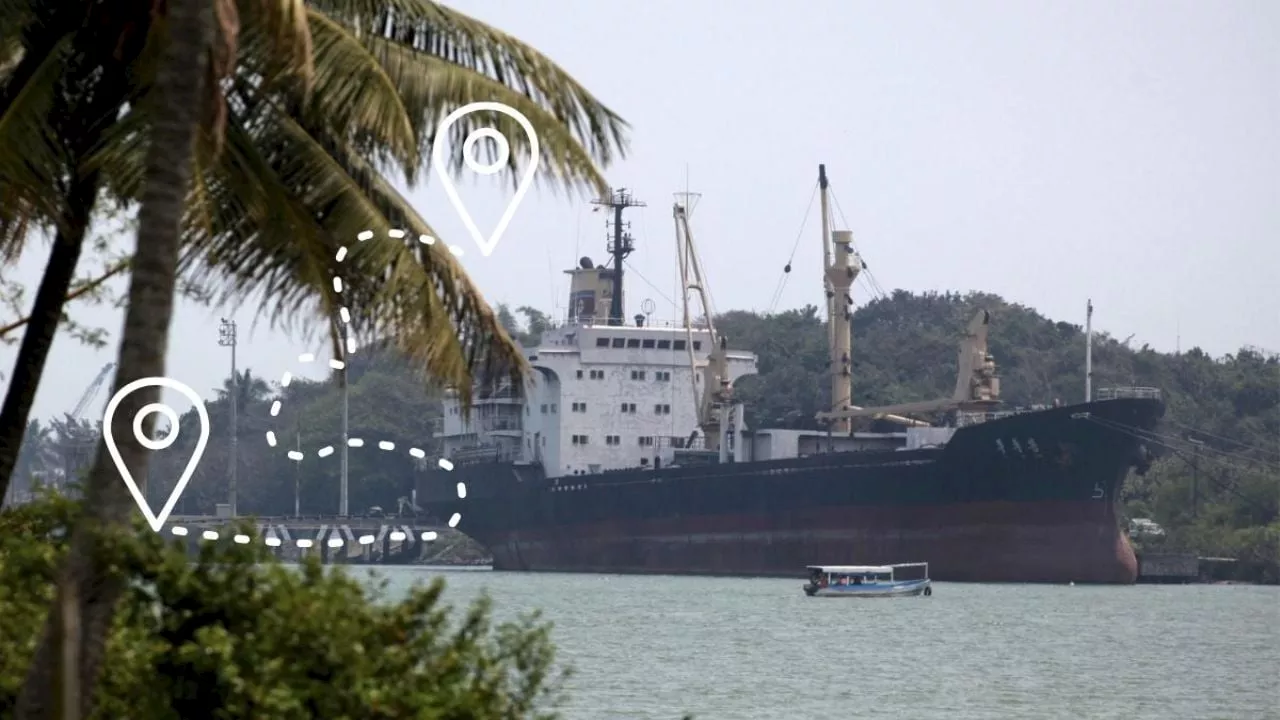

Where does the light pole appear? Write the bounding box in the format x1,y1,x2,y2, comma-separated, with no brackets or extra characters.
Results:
337,317,350,517
294,417,302,518
218,318,238,517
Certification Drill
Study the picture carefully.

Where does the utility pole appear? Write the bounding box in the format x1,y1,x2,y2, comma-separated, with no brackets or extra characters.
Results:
592,188,646,326
1187,437,1205,519
294,416,302,518
218,318,238,517
337,318,350,517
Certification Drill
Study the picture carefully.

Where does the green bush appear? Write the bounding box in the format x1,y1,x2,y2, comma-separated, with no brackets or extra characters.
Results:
0,494,567,719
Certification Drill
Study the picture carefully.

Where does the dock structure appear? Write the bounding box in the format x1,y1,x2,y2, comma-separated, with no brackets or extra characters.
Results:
165,515,443,564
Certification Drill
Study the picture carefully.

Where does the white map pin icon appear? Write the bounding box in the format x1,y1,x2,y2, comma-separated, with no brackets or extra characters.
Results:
431,101,541,257
102,376,210,532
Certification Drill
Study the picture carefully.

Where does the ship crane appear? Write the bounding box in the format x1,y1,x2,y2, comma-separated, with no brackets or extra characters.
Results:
72,362,116,418
673,194,734,459
810,164,1000,428
815,309,1002,422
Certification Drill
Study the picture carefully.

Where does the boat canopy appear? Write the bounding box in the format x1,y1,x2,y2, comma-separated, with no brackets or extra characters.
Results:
807,563,928,574
808,565,891,574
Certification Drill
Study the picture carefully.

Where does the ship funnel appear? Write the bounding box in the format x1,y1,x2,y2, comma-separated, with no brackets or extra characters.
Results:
564,263,614,325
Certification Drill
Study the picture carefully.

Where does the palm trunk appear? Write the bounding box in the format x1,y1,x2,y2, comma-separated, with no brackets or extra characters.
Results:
0,175,98,501
12,0,212,715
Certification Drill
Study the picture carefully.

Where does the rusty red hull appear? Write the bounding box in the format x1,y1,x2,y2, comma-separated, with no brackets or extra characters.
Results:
420,397,1163,584
481,501,1137,583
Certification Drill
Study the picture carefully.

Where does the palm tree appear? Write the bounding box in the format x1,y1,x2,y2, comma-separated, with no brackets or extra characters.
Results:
0,0,629,499
218,368,274,407
5,419,57,504
12,0,213,714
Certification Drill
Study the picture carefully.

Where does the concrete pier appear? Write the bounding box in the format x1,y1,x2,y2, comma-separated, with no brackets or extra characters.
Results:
167,515,443,564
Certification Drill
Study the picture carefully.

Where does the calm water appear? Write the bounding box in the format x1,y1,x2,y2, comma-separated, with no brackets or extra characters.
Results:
373,568,1279,720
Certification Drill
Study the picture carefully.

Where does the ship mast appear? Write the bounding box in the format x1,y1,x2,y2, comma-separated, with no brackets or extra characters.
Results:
819,165,861,434
1085,299,1094,402
592,188,646,326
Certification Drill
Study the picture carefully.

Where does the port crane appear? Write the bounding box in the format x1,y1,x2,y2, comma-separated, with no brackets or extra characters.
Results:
673,194,734,458
71,362,116,418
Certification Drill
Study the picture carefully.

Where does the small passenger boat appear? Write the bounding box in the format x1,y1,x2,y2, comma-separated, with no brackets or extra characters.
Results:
802,563,933,597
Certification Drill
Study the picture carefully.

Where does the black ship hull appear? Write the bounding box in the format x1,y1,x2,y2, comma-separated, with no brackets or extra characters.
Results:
418,397,1164,584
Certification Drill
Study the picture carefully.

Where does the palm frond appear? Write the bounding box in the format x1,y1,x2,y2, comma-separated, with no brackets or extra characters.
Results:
238,0,314,88
307,0,628,191
176,82,523,401
302,7,416,165
0,34,70,257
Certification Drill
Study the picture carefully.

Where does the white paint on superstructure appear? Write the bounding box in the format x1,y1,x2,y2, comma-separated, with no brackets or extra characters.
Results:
437,321,758,479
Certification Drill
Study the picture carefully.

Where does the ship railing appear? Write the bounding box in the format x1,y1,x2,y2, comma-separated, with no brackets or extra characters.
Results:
446,446,523,465
1096,386,1163,401
476,418,522,433
955,409,1031,427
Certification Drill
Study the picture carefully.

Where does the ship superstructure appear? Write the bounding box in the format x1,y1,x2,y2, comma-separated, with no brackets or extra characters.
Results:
437,188,758,477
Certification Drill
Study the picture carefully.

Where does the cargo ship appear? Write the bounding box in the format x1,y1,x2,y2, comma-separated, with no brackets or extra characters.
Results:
417,168,1166,584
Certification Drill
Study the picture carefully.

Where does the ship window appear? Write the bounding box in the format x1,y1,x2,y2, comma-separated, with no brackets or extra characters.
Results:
589,369,605,380
640,457,649,465
657,340,671,349
654,404,671,415
606,435,620,446
655,371,671,382
630,370,647,380
621,403,636,413
626,338,641,348
673,340,686,351
638,436,654,447
550,404,557,413
572,402,586,412
528,354,537,361
642,339,656,348
571,434,590,445
611,338,626,348
540,404,547,414
576,370,584,379
693,341,702,351
596,337,609,347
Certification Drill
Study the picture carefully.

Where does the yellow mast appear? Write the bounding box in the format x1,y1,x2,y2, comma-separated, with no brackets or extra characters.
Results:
819,165,861,434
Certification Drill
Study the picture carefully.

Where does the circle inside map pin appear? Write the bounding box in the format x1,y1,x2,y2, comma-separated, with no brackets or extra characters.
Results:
462,128,510,176
133,402,180,450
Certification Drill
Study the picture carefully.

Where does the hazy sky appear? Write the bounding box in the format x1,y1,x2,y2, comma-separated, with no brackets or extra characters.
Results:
4,0,1277,423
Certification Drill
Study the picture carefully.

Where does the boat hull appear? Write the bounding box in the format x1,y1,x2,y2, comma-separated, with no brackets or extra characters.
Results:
477,500,1135,583
419,397,1162,584
806,579,932,597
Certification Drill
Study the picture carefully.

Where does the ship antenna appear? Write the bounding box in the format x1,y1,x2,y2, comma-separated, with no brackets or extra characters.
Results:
592,188,646,326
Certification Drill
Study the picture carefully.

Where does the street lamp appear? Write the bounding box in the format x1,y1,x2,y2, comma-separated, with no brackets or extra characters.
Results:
337,318,350,517
292,417,302,518
218,318,238,517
